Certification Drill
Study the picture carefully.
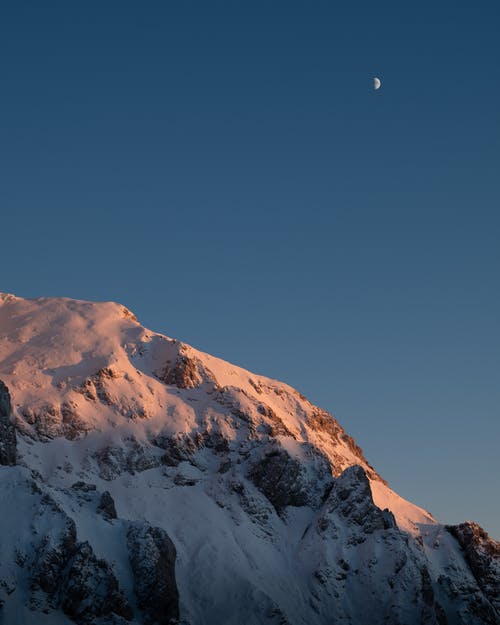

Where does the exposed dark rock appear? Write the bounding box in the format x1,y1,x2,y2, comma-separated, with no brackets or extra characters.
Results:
420,566,435,606
61,400,89,440
61,541,132,624
30,510,132,624
339,433,382,482
250,448,307,512
201,429,230,453
173,473,198,486
93,440,161,480
121,306,138,322
305,409,382,482
307,409,342,443
434,601,449,625
93,446,129,480
212,387,259,433
21,403,60,438
248,378,263,394
20,400,89,440
382,508,397,529
31,516,78,603
249,446,333,513
97,491,117,520
319,465,386,535
153,428,227,466
154,433,198,467
257,403,294,437
127,522,179,625
231,479,274,526
0,380,16,465
72,481,97,492
446,522,500,614
75,377,99,401
70,481,117,521
74,367,120,406
157,354,202,389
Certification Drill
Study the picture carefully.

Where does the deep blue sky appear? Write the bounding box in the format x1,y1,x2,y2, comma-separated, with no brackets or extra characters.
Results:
1,1,499,537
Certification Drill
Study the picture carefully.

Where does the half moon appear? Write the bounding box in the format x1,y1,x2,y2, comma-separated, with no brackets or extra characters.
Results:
374,77,381,90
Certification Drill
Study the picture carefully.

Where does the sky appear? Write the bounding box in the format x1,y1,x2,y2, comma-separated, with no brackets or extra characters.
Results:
1,1,499,538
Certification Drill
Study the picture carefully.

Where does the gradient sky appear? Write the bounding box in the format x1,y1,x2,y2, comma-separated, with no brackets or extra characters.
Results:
1,1,499,537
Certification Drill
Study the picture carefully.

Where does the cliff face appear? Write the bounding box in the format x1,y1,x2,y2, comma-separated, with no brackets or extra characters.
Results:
0,293,498,625
0,379,16,466
446,522,500,617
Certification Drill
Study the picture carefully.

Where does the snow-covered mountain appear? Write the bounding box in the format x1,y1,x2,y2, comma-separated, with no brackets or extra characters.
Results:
0,292,498,625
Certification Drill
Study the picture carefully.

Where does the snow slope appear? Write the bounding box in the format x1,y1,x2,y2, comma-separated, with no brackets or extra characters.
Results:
0,293,498,625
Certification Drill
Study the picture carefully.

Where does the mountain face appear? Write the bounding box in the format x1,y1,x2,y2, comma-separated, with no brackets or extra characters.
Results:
0,293,498,625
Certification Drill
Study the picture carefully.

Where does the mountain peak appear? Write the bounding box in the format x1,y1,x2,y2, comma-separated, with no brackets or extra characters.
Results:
0,292,498,625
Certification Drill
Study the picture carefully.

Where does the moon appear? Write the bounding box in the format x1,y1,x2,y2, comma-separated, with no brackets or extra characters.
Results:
374,77,381,90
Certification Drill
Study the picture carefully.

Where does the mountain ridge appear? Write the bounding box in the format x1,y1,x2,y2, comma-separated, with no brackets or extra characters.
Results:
0,293,498,625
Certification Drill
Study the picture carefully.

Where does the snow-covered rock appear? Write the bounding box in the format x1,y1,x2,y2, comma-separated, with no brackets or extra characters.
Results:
127,523,179,625
0,293,498,625
0,379,16,465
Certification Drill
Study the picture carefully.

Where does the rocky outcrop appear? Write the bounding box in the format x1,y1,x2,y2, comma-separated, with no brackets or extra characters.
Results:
306,409,381,481
127,522,179,625
70,482,118,522
97,491,117,521
153,433,201,467
249,445,333,513
318,465,388,537
93,440,161,480
29,496,132,624
0,380,16,465
157,354,203,389
30,515,78,606
249,448,309,512
446,522,500,614
61,541,132,624
2,293,499,625
76,367,121,404
21,400,89,440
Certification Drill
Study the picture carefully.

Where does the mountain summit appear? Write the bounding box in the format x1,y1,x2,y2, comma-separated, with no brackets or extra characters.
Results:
0,293,498,625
